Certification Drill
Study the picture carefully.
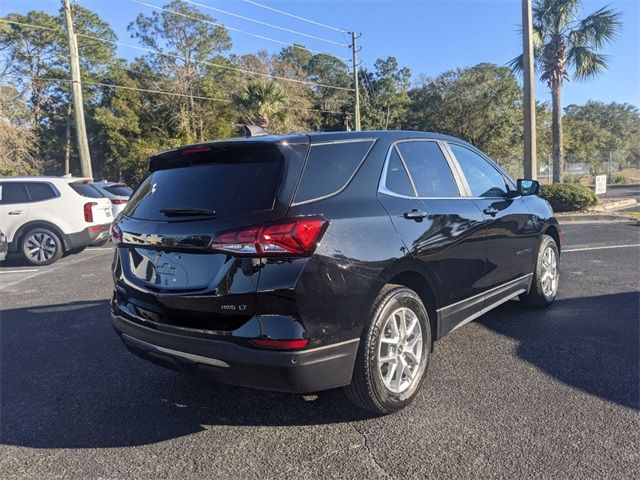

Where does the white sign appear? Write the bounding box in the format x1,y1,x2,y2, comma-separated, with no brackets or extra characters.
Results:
595,175,607,195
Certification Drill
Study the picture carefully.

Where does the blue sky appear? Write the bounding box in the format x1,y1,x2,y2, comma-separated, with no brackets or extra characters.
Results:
2,0,638,107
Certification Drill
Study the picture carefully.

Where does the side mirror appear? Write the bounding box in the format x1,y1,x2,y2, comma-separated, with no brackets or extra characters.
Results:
517,179,540,196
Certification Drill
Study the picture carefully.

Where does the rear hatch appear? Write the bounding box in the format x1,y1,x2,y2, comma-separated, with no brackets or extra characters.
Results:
68,181,113,224
112,138,309,330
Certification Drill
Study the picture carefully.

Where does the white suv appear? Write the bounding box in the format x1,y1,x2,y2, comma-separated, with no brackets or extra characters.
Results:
0,177,113,265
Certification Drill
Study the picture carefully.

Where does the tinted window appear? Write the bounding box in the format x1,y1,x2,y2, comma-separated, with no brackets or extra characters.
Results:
104,184,133,197
125,143,284,221
70,182,104,198
450,144,509,198
384,148,415,197
25,182,57,201
294,140,374,204
0,183,29,204
396,142,459,197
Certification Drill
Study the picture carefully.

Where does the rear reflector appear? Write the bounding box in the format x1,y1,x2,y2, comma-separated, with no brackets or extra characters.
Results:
84,202,97,222
111,199,127,205
210,216,329,257
249,338,309,350
88,225,107,234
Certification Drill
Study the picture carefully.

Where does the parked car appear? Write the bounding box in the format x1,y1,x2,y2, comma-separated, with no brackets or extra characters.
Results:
110,131,561,414
0,177,113,266
0,229,7,262
91,180,132,217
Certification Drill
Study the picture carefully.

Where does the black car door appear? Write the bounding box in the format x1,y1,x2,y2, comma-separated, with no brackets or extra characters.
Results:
446,142,538,304
377,139,487,336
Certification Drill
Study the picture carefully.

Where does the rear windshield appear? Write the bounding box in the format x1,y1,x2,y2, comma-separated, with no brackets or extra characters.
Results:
124,143,284,221
104,184,133,197
70,182,104,198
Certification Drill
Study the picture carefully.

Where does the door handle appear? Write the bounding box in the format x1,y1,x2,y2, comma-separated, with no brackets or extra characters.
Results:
8,210,24,215
403,209,428,221
483,207,498,216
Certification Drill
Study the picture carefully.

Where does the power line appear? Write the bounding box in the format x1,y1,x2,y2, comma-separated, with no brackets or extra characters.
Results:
132,1,349,62
11,75,344,114
181,0,348,47
2,17,355,92
242,0,349,34
77,33,354,91
0,18,60,32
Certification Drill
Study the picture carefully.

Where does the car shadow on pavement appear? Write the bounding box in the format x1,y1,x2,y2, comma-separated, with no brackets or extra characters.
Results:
0,300,373,449
478,291,639,411
1,292,637,450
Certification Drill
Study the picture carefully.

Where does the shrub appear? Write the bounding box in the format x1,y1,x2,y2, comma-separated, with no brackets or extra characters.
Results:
539,183,599,212
611,174,629,184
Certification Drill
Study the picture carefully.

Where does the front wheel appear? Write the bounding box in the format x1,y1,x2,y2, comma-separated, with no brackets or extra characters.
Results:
344,285,431,414
520,235,559,309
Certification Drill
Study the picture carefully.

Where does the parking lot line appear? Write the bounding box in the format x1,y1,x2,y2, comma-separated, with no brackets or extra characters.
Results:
0,269,39,274
564,243,640,253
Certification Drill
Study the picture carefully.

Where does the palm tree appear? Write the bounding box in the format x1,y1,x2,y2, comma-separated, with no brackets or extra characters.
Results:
511,0,621,183
235,79,287,130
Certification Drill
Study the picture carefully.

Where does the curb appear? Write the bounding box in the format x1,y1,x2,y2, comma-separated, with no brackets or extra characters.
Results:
591,198,637,212
557,213,633,223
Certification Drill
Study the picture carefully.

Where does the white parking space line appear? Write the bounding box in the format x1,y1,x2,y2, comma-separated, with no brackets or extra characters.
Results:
0,269,40,274
564,243,640,253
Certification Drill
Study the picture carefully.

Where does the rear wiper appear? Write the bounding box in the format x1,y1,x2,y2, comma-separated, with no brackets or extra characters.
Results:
159,207,217,217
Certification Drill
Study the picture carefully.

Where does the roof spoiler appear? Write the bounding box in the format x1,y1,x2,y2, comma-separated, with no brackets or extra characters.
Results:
243,124,270,137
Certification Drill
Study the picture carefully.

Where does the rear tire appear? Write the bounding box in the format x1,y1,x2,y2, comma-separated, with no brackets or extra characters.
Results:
20,227,63,266
344,284,431,414
520,235,559,309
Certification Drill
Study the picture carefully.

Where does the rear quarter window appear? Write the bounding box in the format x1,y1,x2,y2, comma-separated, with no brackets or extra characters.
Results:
69,182,104,198
293,139,375,205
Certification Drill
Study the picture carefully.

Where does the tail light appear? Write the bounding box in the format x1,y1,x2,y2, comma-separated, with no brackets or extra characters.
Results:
110,222,122,245
111,199,127,205
84,202,96,222
210,216,329,257
249,338,309,350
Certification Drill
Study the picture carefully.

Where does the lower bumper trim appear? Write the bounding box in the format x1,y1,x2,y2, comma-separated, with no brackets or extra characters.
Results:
122,333,230,368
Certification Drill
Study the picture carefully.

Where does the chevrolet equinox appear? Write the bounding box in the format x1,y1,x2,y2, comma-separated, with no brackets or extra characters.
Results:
110,131,561,414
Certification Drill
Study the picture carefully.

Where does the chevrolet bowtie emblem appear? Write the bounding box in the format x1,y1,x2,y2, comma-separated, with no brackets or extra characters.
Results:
144,234,163,245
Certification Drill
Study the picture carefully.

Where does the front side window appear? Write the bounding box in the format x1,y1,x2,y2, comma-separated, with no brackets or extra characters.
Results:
395,141,460,197
449,144,509,198
0,182,29,204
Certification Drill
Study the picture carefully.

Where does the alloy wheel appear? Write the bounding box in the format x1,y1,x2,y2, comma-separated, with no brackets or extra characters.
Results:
540,246,558,297
377,307,423,394
25,232,57,263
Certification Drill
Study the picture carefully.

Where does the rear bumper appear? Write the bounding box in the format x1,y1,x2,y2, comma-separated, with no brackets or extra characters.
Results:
112,313,359,393
66,224,110,249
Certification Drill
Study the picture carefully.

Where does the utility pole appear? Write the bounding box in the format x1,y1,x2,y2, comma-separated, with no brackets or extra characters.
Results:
521,0,537,180
350,32,361,131
63,0,92,178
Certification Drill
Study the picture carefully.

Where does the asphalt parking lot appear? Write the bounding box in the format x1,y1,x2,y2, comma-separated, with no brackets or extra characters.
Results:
1,222,638,479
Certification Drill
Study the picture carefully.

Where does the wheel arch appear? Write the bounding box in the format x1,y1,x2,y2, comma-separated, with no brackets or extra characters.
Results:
11,221,69,253
543,224,561,255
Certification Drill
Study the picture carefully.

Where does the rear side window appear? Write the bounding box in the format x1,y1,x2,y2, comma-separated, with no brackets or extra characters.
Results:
396,142,460,197
104,184,132,197
293,140,374,204
25,182,57,201
70,182,104,198
0,183,29,204
125,143,285,221
384,148,415,197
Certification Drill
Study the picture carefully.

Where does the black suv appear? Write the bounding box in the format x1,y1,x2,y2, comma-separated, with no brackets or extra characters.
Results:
111,131,561,414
